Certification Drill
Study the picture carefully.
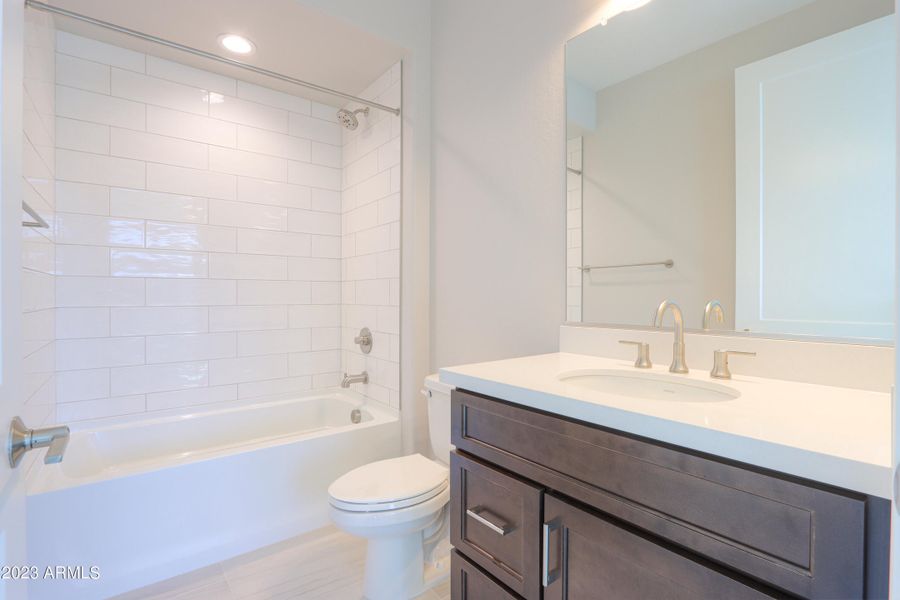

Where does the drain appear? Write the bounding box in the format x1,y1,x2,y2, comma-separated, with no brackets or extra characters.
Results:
350,409,362,424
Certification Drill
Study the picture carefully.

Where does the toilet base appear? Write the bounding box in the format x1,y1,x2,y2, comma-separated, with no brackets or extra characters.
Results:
362,532,450,600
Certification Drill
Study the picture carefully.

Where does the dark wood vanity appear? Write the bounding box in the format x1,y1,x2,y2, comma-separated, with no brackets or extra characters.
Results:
449,388,890,599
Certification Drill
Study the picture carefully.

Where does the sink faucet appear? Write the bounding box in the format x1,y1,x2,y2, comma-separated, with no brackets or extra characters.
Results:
702,300,725,331
341,371,369,388
653,300,688,374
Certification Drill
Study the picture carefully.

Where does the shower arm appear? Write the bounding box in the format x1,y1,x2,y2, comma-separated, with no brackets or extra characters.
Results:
24,0,401,117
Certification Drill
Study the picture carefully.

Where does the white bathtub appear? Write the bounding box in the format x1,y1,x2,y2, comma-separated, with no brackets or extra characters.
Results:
26,390,401,600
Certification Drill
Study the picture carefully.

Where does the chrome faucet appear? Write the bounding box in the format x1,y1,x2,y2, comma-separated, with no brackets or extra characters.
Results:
341,371,369,388
8,416,70,468
702,300,725,331
653,300,688,374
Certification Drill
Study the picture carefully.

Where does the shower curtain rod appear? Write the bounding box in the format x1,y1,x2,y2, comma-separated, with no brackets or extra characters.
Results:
25,0,401,116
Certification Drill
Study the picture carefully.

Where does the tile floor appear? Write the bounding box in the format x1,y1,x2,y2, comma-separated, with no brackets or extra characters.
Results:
114,526,450,600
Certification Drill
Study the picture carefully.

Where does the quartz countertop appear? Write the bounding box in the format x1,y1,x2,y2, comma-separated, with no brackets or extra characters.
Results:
440,352,893,497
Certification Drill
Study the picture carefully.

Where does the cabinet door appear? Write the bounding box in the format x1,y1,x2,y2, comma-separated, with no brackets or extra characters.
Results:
542,495,780,600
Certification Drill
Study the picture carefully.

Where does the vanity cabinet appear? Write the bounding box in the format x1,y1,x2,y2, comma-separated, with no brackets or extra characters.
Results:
449,389,890,600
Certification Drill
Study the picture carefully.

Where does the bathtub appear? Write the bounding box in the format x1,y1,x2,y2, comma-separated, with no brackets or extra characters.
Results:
25,390,400,600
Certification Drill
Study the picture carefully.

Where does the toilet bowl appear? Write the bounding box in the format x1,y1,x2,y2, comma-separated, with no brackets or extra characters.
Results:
328,375,453,600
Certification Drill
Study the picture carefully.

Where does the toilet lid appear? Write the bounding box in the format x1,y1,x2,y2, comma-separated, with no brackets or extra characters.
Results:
328,454,449,512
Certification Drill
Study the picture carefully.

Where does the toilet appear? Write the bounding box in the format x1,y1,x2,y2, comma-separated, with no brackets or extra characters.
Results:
328,375,453,600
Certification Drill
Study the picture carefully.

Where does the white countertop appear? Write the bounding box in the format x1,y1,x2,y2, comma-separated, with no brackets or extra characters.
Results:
440,352,893,498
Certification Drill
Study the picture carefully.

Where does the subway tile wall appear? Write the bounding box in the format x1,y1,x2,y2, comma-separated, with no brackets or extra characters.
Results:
52,32,401,421
22,10,57,452
566,137,582,322
340,65,402,409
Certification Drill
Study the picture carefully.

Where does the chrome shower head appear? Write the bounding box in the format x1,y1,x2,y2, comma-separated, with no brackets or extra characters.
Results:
336,107,369,130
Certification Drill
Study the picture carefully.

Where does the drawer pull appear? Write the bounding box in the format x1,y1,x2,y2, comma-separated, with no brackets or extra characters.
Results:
466,506,511,535
542,519,560,587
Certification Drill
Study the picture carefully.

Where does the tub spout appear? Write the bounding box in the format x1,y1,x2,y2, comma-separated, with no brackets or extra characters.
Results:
8,416,70,468
341,371,369,388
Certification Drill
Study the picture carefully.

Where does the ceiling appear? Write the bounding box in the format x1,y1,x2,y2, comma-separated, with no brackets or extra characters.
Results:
43,0,406,106
566,0,818,92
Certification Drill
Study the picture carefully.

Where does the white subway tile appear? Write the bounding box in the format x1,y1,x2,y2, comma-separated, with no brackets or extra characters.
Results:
237,329,311,356
237,81,310,114
110,307,208,336
288,161,341,190
55,213,144,247
56,53,110,93
57,396,146,422
355,280,390,305
57,337,144,371
110,128,208,169
208,199,286,230
377,249,400,279
311,102,338,120
57,149,145,188
211,96,288,132
56,308,110,339
311,235,341,258
56,244,110,276
56,85,145,130
147,105,236,147
56,117,109,154
56,31,145,72
311,282,341,304
237,126,311,161
288,209,341,235
237,229,311,257
288,113,341,145
110,188,207,223
311,327,341,350
355,170,391,205
56,181,109,215
288,257,341,281
112,68,209,115
110,249,209,278
209,306,288,332
377,306,400,334
22,271,53,313
56,368,110,402
378,136,401,171
147,279,236,306
344,254,377,281
344,152,378,187
146,385,237,411
236,281,311,305
147,56,236,96
111,362,209,396
378,193,401,224
237,178,311,210
147,332,236,364
209,355,288,386
288,305,340,328
237,376,310,399
209,254,287,280
310,189,340,213
209,146,287,181
57,277,145,307
345,202,379,234
288,350,340,376
147,163,236,200
146,222,236,252
311,142,341,168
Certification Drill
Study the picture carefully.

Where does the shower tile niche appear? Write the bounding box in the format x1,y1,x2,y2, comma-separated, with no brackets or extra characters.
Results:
49,31,402,421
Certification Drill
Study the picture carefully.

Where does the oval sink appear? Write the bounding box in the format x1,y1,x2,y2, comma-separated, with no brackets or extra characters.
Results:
557,369,740,403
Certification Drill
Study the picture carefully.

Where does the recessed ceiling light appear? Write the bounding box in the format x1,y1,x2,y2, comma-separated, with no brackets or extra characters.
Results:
218,34,255,55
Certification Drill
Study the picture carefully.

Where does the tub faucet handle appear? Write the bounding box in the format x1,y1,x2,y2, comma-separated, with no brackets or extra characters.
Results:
8,416,70,468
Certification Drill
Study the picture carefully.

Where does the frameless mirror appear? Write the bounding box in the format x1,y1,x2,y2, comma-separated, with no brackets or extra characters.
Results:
566,0,896,343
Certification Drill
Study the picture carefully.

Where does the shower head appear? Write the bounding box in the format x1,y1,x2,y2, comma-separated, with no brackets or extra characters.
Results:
336,107,369,130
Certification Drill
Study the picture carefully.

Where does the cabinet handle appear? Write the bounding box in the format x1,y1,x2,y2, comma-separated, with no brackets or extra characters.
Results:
466,506,510,535
542,519,560,587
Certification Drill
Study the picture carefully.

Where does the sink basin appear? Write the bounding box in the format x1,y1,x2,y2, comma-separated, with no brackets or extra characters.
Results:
557,369,740,403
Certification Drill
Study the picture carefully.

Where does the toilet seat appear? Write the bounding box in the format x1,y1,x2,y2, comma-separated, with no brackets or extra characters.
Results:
328,453,449,513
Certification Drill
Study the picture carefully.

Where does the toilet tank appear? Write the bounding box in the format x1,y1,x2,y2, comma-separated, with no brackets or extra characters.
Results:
424,374,454,465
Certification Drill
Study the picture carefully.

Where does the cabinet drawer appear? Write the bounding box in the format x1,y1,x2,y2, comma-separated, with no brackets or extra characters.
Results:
452,389,876,599
543,494,779,600
452,550,521,600
450,451,542,599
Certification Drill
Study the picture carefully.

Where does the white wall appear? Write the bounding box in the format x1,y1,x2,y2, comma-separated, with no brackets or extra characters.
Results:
51,32,368,421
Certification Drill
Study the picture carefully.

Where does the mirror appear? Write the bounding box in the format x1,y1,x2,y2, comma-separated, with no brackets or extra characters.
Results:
566,0,896,343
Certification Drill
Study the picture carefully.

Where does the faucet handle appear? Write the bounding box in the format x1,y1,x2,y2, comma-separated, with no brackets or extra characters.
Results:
710,350,756,380
619,340,652,369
